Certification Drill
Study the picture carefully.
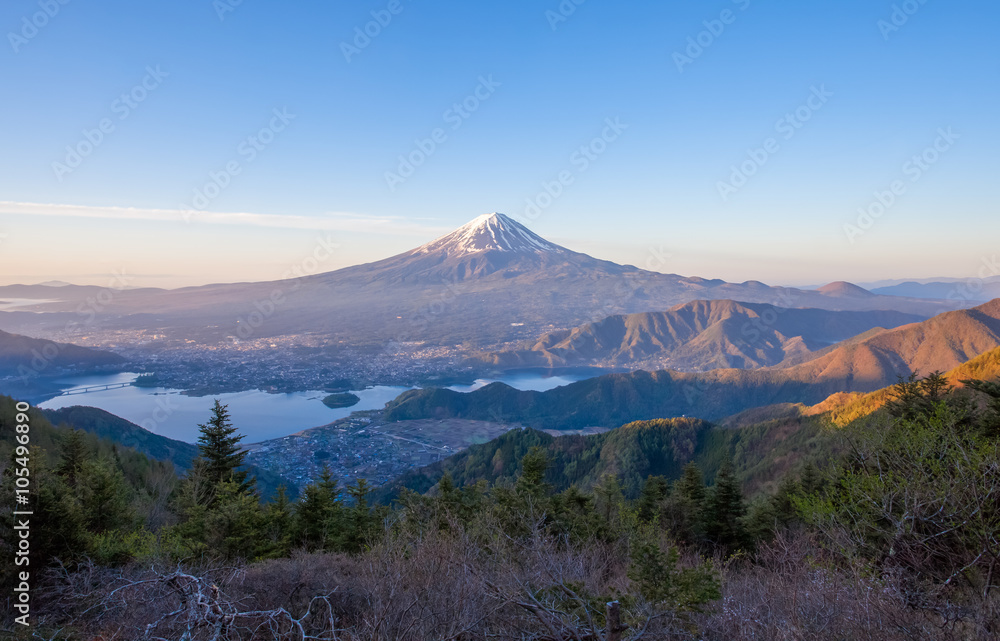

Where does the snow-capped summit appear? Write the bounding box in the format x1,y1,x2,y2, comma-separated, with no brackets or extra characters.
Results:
415,212,563,256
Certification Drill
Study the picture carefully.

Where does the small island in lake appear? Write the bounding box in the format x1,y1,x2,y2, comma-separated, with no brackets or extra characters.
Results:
322,392,361,409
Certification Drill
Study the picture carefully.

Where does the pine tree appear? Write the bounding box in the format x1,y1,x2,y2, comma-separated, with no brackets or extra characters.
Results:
668,462,706,546
79,459,134,534
294,467,343,550
516,446,551,498
196,400,254,495
920,371,951,403
205,481,268,560
703,461,748,555
799,462,824,496
963,378,1000,438
552,485,603,539
345,478,375,553
437,472,458,511
745,474,802,542
886,373,924,420
57,428,90,484
263,485,293,558
593,474,625,525
4,447,89,568
637,475,670,524
628,533,721,612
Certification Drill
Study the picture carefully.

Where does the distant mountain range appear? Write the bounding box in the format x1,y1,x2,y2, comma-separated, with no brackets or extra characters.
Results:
480,299,925,371
0,213,971,349
870,280,1000,302
384,299,1000,428
857,275,1000,289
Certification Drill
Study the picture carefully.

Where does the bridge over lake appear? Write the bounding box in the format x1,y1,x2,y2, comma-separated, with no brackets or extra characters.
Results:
58,382,133,396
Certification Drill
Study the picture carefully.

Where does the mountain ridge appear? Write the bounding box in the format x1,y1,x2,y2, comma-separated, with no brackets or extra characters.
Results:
479,299,924,371
0,214,974,349
0,329,125,378
384,298,1000,428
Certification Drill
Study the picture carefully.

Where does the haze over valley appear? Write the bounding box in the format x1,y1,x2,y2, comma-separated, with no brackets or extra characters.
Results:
0,213,977,405
4,2,1000,636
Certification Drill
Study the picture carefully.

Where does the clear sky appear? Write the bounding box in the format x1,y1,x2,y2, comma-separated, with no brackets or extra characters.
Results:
1,0,997,288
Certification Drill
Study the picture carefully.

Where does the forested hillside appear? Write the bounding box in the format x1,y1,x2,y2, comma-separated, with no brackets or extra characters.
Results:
0,329,125,377
40,404,293,498
3,370,999,639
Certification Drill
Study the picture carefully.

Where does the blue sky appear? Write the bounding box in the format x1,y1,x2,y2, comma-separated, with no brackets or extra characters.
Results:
1,0,997,287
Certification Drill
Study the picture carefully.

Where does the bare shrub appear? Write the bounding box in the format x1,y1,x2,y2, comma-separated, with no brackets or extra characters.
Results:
36,515,714,640
700,532,1000,641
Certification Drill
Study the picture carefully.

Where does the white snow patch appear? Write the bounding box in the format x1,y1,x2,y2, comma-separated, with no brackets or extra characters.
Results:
414,212,564,256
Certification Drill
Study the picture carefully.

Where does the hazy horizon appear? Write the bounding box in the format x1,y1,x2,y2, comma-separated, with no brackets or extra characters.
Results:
0,207,996,290
2,1,998,288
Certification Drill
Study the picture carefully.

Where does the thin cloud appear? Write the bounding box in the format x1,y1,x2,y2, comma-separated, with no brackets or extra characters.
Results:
0,201,451,236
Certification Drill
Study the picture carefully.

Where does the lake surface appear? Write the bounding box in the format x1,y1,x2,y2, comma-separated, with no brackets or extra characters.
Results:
37,369,597,444
38,373,412,444
446,370,593,393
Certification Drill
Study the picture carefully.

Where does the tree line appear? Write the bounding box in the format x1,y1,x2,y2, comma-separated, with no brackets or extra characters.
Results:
1,371,998,638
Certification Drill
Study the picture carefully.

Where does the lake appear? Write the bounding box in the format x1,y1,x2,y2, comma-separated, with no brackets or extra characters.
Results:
37,369,597,444
446,369,594,393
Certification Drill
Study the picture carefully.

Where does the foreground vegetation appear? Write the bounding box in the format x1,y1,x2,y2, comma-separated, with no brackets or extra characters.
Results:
1,370,999,639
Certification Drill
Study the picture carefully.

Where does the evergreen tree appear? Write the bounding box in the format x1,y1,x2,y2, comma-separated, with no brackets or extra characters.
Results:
263,485,294,558
437,472,459,515
703,461,748,555
964,378,1000,438
56,428,90,484
886,373,925,420
79,459,134,534
551,485,604,539
516,446,551,498
799,461,825,496
628,532,721,613
920,371,951,403
3,447,89,569
294,467,343,550
637,475,670,524
745,474,802,542
203,481,268,560
196,400,254,495
593,474,625,525
887,371,953,421
667,462,706,545
345,478,376,553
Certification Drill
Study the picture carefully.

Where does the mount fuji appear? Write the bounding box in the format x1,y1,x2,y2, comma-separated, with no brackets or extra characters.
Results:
0,212,972,348
417,212,563,256
323,212,637,285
